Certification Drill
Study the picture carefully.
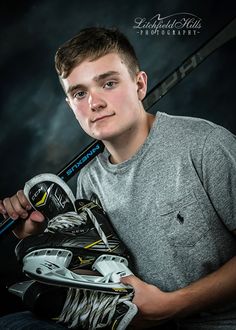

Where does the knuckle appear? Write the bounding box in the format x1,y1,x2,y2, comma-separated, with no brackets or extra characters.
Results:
10,195,20,207
17,190,30,207
16,190,23,197
0,200,6,214
3,197,10,208
14,204,24,215
3,195,22,217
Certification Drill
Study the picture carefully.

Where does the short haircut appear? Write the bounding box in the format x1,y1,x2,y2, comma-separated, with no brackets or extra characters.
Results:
55,27,140,80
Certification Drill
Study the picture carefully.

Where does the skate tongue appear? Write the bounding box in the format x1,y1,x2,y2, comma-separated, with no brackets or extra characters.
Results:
24,173,76,220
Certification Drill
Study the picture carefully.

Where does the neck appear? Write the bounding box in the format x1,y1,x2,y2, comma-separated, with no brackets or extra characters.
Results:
103,113,155,164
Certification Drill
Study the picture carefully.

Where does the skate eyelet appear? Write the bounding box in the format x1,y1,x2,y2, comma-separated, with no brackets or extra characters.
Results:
36,268,42,274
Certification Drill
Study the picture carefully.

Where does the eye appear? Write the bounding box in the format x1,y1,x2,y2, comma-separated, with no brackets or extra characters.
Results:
74,91,86,99
104,81,117,89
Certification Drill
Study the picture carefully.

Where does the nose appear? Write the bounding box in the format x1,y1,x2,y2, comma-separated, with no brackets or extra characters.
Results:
88,91,107,111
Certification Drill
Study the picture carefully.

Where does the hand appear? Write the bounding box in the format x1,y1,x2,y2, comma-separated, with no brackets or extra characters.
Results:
0,190,45,239
121,275,178,323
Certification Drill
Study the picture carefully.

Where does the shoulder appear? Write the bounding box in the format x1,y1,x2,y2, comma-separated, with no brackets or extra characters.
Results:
159,112,218,134
201,124,236,169
158,112,235,147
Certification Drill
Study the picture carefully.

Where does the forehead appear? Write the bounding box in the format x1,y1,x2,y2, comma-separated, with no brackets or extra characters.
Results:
62,53,130,90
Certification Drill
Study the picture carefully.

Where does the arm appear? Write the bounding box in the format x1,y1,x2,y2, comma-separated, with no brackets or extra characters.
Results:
122,127,236,322
121,241,236,321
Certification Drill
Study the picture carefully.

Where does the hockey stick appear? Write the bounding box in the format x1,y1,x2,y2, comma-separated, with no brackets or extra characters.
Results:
0,17,235,236
143,17,236,109
0,139,104,234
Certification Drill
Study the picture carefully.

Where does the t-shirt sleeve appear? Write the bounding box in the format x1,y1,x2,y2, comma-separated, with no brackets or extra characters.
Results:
202,126,236,231
76,167,95,201
76,170,89,199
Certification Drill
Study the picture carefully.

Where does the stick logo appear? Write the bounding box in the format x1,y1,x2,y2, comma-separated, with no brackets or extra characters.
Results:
35,184,54,207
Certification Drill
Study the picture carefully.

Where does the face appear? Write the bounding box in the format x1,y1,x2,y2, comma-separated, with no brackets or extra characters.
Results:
62,53,147,142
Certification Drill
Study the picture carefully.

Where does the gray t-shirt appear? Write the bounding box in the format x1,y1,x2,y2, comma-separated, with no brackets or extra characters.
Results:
77,112,236,327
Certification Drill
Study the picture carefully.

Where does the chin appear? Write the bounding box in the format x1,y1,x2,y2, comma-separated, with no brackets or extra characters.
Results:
89,127,115,139
94,132,119,142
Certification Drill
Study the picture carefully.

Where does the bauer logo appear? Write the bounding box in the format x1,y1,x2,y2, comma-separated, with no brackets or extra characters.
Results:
133,12,202,36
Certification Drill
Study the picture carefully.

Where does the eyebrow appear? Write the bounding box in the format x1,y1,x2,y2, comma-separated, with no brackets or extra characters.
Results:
66,71,120,95
93,70,120,82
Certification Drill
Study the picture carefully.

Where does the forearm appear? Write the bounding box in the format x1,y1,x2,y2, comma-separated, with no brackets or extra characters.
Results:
173,255,236,318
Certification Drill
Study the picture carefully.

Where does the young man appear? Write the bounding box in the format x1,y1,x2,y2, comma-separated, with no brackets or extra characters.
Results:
0,27,236,329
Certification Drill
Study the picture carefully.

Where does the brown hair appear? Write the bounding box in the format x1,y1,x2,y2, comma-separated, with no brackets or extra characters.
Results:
55,27,140,80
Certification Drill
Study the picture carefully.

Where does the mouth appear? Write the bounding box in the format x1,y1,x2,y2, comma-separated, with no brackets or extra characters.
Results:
91,113,115,123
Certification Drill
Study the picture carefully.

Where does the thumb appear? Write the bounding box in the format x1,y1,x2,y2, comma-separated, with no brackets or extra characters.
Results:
29,210,45,222
120,274,140,286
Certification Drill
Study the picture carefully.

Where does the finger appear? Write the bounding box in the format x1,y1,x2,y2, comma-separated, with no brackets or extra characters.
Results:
16,190,32,211
0,200,7,216
29,211,45,223
13,213,45,239
8,195,29,219
120,275,140,286
3,197,20,220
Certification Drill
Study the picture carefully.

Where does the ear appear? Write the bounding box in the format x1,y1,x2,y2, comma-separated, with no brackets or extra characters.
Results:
136,71,148,101
65,97,72,110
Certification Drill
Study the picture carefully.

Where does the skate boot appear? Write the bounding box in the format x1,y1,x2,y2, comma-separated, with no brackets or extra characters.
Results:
9,173,137,329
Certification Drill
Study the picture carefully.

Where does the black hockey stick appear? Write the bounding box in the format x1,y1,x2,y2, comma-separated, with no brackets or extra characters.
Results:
0,17,235,236
143,17,236,110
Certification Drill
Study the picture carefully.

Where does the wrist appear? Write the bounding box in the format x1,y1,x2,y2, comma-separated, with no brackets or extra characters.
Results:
164,289,188,319
149,289,187,321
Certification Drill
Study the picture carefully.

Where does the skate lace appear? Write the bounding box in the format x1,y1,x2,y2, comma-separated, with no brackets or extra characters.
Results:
45,209,110,250
45,211,86,231
58,288,134,329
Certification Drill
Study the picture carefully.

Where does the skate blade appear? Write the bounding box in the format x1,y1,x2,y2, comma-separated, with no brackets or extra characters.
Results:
23,248,133,295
